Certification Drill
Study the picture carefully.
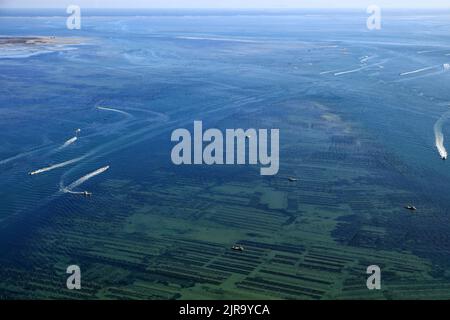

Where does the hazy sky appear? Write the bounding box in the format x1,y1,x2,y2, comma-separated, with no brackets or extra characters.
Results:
2,0,450,9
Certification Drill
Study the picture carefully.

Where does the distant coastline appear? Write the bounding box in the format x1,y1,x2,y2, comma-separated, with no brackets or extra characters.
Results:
0,36,83,46
0,36,85,59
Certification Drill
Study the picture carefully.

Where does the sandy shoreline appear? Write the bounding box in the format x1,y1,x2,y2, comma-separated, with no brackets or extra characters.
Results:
0,36,84,46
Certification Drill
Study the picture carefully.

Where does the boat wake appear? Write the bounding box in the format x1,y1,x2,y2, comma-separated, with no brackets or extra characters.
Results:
29,157,83,176
400,66,435,76
61,165,109,194
175,36,258,43
58,136,77,150
333,61,386,76
97,106,132,117
434,111,450,160
0,145,50,165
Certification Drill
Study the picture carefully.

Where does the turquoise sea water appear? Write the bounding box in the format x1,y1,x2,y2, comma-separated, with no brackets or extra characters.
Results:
1,9,450,299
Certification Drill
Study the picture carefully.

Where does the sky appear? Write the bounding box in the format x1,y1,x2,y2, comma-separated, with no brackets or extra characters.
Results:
1,0,450,9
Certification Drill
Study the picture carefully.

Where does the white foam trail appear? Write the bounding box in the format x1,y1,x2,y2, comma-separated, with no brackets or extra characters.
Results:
320,69,341,75
1,149,40,165
359,55,374,63
334,67,365,76
29,157,82,175
176,36,258,43
434,112,450,160
97,106,132,117
58,136,77,150
0,142,57,165
400,66,435,76
62,165,109,193
332,61,387,76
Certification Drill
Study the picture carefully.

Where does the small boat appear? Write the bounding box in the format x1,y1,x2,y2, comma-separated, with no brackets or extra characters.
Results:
288,177,298,182
404,205,417,211
231,245,244,252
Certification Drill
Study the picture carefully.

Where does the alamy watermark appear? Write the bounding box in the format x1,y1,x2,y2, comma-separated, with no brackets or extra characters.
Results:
171,121,279,176
66,5,81,30
66,265,81,290
366,265,381,290
367,5,382,30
